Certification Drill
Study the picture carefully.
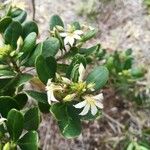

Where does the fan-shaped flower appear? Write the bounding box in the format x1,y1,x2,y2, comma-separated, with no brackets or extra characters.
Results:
0,115,7,125
74,93,104,116
60,24,83,46
45,79,63,105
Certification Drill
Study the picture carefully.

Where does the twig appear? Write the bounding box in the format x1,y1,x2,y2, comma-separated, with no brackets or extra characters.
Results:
32,0,36,21
103,112,125,129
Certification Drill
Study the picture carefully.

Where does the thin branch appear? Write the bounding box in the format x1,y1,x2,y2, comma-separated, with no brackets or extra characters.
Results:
32,0,36,21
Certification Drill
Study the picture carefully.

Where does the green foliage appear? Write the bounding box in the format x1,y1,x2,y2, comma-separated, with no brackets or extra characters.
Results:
86,66,109,90
35,55,57,84
0,3,149,149
49,15,64,30
7,109,24,141
4,21,22,48
51,103,81,138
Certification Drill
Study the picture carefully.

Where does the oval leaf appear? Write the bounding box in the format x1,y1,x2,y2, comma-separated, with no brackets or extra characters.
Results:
35,55,57,84
49,15,64,30
0,96,19,117
24,107,40,131
7,109,24,141
4,21,22,48
86,66,109,90
18,131,38,150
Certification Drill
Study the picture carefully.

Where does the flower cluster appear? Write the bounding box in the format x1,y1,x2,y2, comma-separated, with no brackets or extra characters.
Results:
50,24,95,48
46,64,104,116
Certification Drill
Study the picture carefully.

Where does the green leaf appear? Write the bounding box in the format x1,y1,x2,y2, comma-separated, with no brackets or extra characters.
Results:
51,103,81,138
79,44,100,56
27,43,43,67
81,29,97,42
22,21,38,39
13,10,27,23
1,74,33,95
7,109,24,141
4,21,22,48
71,21,81,30
0,17,12,33
15,73,33,87
25,90,48,104
66,54,86,81
49,15,64,30
24,107,40,131
21,32,37,60
38,102,50,113
0,96,19,117
35,55,57,84
131,67,145,78
42,37,60,57
14,93,28,109
18,131,38,150
0,69,15,78
86,66,109,90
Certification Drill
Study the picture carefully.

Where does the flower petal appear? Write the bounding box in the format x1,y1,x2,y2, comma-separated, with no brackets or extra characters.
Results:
64,36,70,45
60,32,67,37
0,118,7,125
95,101,103,109
62,77,71,84
78,63,85,82
93,93,104,101
73,100,87,109
73,34,81,40
68,37,74,46
47,90,58,105
91,104,98,116
74,30,83,35
79,103,90,116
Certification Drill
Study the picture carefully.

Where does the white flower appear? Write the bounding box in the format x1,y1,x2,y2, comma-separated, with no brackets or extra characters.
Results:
60,24,83,46
0,115,7,125
74,93,104,116
62,77,71,85
78,63,85,82
45,79,63,105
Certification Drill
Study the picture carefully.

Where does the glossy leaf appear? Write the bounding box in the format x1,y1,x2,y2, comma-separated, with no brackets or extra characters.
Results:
7,109,24,141
0,96,19,117
49,15,64,30
25,90,48,104
14,93,28,109
35,55,57,84
24,107,40,131
51,103,81,138
22,21,38,38
4,21,22,48
42,37,60,57
86,66,109,90
0,17,12,33
21,32,37,60
18,131,38,150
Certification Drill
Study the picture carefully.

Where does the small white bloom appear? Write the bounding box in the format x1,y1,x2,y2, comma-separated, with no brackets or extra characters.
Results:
74,93,104,116
45,79,63,105
0,115,6,125
60,24,83,46
78,63,85,82
62,77,71,85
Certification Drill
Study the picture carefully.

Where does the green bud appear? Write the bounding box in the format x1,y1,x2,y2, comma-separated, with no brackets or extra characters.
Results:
63,93,76,102
0,45,12,60
131,67,146,78
3,142,11,150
